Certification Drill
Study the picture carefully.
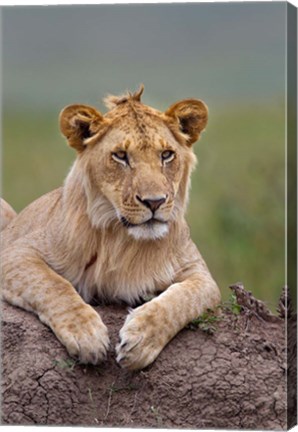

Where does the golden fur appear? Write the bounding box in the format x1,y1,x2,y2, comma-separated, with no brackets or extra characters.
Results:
0,87,220,369
0,199,17,231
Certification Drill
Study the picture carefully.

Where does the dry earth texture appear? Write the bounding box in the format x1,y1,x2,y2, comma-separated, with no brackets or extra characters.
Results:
2,284,295,429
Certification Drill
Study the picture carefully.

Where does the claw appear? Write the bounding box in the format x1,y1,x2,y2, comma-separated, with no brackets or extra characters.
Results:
118,335,143,355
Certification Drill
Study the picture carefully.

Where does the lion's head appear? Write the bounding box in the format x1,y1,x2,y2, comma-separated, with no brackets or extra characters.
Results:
60,86,208,241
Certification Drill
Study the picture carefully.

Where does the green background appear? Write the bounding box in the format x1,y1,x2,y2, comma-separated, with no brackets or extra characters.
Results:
2,3,286,310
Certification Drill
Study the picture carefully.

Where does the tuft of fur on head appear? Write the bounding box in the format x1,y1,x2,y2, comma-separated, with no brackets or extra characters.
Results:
103,84,145,110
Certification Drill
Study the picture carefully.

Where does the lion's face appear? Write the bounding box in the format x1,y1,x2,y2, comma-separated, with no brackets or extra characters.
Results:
85,124,188,240
60,87,208,240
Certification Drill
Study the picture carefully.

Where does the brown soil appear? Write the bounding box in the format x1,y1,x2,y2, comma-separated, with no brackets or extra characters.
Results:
1,285,289,429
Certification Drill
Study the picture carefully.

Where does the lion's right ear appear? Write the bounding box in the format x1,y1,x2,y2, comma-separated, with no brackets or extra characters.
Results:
59,104,110,152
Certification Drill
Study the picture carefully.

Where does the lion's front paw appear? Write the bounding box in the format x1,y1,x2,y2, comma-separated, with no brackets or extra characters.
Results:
52,305,110,365
116,303,168,370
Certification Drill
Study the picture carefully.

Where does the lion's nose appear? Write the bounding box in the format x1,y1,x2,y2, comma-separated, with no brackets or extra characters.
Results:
136,195,167,212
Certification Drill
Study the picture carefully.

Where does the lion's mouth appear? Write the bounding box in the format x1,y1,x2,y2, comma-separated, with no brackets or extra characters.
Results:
120,216,167,229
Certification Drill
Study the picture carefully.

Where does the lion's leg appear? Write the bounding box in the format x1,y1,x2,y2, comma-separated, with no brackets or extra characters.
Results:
1,243,109,364
116,275,220,370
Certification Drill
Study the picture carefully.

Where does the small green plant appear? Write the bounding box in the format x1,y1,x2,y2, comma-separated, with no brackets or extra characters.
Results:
188,293,242,334
223,293,242,315
189,308,220,334
53,358,77,371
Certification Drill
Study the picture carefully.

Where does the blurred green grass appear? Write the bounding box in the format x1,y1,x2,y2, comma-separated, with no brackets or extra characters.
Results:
2,104,285,310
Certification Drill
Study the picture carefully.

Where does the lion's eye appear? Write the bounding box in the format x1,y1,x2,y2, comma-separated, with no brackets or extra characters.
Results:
112,151,128,164
161,150,175,163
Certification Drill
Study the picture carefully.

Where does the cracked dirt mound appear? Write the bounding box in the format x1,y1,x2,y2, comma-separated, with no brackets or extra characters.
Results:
2,286,288,429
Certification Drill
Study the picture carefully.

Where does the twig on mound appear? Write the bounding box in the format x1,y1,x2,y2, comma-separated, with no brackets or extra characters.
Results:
229,282,280,323
276,286,292,319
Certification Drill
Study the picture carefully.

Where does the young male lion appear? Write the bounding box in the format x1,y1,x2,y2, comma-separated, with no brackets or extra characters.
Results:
1,86,220,370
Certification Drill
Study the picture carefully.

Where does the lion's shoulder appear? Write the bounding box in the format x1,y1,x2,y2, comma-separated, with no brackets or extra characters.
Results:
1,188,63,247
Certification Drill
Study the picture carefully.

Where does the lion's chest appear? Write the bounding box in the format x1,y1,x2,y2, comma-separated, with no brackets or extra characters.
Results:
76,239,177,305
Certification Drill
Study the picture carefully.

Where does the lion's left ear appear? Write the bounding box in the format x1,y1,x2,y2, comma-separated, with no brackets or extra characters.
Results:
164,99,208,146
59,104,110,152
